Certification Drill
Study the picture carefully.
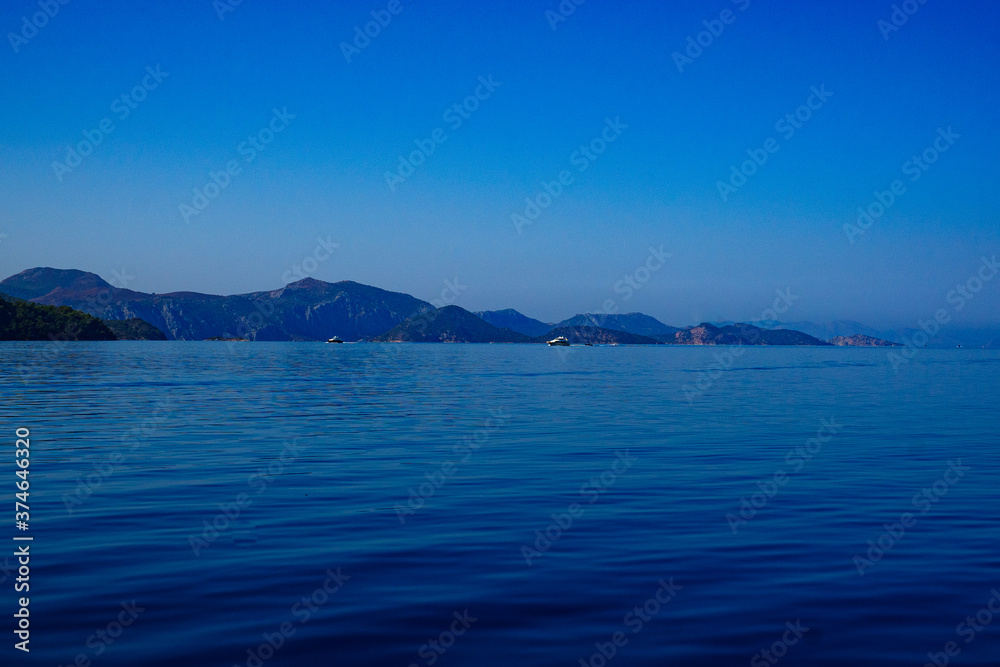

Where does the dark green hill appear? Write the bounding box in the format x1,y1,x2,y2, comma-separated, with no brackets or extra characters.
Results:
103,318,167,340
370,306,529,343
0,294,116,341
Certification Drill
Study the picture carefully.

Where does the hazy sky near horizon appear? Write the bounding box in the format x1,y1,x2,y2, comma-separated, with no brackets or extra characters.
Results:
2,0,998,328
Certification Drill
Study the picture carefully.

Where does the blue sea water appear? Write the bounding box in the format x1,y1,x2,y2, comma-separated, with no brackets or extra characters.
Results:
1,342,999,666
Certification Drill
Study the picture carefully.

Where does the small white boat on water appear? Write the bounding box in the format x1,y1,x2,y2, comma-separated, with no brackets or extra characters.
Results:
326,337,344,343
547,336,570,346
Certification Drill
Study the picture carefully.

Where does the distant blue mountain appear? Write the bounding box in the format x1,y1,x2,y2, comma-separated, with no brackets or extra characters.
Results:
554,313,680,338
0,267,431,341
725,319,999,348
474,309,552,337
773,320,883,340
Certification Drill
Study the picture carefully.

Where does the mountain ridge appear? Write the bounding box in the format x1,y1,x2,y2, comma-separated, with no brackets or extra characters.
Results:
0,268,432,341
4,267,997,346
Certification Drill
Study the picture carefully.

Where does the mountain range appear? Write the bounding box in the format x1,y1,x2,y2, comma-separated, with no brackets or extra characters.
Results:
0,268,431,342
4,266,993,347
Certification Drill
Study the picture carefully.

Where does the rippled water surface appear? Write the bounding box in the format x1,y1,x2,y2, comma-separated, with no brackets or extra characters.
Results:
2,342,999,666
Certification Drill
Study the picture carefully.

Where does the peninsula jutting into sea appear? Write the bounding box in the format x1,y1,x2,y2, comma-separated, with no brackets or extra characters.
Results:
3,266,992,347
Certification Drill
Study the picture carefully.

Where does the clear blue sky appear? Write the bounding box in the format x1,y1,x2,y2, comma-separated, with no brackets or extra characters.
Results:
1,0,998,328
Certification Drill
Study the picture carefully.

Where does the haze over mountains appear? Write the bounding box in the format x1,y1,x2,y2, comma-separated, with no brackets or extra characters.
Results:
2,267,994,347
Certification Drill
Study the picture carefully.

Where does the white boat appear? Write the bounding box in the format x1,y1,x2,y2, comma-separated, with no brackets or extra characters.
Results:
326,337,344,344
547,336,570,346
